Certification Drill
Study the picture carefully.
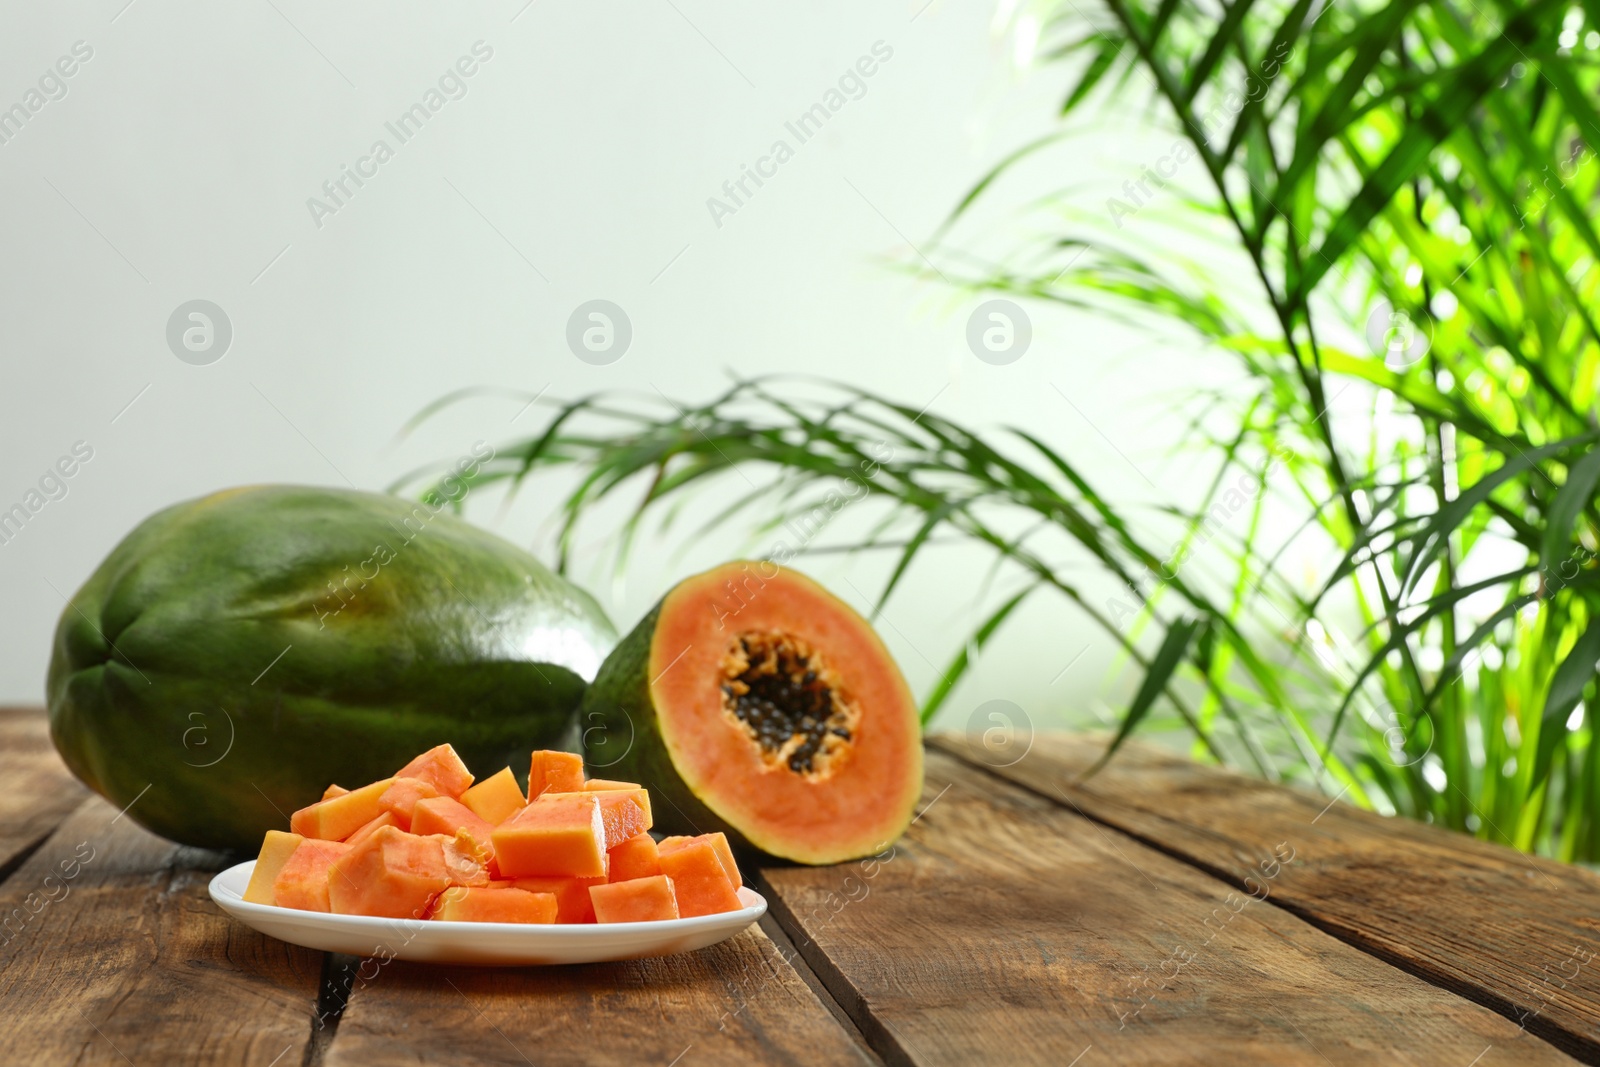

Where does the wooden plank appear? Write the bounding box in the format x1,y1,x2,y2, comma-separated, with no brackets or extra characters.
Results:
0,795,321,1066
758,749,1581,1066
932,733,1600,1064
0,707,86,880
326,924,878,1067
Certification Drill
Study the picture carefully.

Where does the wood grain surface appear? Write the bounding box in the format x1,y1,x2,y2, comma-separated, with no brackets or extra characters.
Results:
0,795,321,1067
5,702,1596,1067
931,732,1600,1063
326,923,876,1067
759,749,1582,1066
0,707,85,878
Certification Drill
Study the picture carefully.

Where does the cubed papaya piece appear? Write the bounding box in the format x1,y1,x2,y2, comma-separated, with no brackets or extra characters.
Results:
581,783,653,824
590,875,679,923
657,839,742,917
660,832,741,889
377,777,441,830
327,826,451,919
542,790,649,847
290,778,394,841
345,810,401,848
510,875,605,923
396,744,474,798
461,766,525,825
608,832,661,883
528,750,585,799
412,796,497,842
430,886,558,923
272,839,351,912
436,828,493,887
321,784,350,801
244,830,303,905
492,794,607,878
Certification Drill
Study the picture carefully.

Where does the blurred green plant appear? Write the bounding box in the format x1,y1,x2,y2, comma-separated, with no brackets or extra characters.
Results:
415,0,1600,860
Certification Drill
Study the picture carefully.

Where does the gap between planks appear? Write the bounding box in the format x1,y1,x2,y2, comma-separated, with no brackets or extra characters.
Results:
756,908,885,1066
755,869,922,1067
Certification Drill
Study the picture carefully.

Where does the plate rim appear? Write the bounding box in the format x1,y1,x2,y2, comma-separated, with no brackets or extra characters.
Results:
208,859,767,936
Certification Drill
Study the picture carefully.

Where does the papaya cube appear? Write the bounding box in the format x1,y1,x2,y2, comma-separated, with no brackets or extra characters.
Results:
412,796,496,842
345,811,401,848
608,832,661,883
396,744,474,798
529,750,585,799
580,784,653,825
321,784,350,800
660,832,741,889
492,794,607,878
461,766,526,824
590,875,679,923
543,790,649,847
272,839,351,912
436,829,493,887
378,777,441,830
327,826,451,919
290,778,394,841
511,875,606,923
244,830,303,905
430,886,558,924
584,778,639,790
658,839,742,917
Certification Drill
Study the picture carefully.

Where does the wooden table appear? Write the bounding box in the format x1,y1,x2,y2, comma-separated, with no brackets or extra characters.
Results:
4,706,1600,1066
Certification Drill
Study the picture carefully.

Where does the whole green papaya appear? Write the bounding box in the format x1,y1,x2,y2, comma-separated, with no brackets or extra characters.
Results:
47,484,616,852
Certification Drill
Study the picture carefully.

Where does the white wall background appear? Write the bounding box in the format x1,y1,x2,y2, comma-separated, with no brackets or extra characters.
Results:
0,0,1224,737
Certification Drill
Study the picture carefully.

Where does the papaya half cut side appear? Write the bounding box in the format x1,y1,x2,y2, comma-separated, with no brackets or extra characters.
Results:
581,561,923,865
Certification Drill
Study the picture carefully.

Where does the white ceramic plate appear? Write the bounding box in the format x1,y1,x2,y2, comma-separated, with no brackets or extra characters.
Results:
208,861,767,966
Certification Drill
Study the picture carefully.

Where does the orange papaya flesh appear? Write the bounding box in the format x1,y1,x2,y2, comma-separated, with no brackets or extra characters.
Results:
659,832,741,889
541,790,648,849
461,767,525,825
411,796,496,842
607,832,661,883
437,829,493,887
590,875,679,923
290,778,394,841
657,839,742,917
430,886,558,923
378,777,441,830
345,810,401,848
327,825,450,919
579,561,923,864
576,783,653,824
491,794,607,879
512,875,605,923
273,839,352,912
396,744,474,798
528,750,584,799
244,830,303,904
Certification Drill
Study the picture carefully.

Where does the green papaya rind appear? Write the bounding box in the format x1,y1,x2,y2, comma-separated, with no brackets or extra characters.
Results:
47,484,616,852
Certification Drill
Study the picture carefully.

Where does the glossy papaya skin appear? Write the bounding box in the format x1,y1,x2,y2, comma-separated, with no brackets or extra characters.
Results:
47,485,616,852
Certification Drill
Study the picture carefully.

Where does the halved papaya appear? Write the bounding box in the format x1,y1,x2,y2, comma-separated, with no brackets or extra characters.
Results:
580,561,923,864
